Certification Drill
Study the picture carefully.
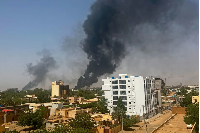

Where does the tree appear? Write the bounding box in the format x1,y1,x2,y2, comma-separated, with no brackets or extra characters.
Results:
92,97,109,114
184,103,199,132
123,115,139,128
34,88,51,103
112,97,126,123
96,90,104,96
18,106,46,129
69,113,95,130
180,90,198,107
0,90,25,106
78,102,98,109
161,89,167,96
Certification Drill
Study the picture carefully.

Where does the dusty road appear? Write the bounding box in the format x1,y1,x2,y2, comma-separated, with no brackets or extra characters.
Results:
118,110,172,133
155,114,192,133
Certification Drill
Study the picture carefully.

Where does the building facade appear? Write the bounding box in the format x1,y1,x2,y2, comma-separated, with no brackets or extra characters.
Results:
51,80,69,97
102,74,157,117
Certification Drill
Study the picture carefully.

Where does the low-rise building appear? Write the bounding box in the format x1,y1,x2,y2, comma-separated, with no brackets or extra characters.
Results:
192,96,199,103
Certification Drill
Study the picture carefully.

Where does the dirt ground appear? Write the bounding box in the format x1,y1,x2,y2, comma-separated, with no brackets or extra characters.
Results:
155,114,192,133
118,110,172,133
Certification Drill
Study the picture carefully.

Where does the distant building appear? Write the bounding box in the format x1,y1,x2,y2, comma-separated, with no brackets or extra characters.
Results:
102,74,157,117
155,78,165,90
154,78,165,108
188,85,199,89
51,80,69,97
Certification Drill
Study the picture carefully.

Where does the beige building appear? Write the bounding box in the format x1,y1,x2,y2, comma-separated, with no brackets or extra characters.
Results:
51,80,69,97
192,96,199,103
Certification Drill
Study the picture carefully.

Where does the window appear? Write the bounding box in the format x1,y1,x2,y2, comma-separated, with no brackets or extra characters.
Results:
128,91,130,93
128,80,130,82
120,96,127,100
129,108,131,109
112,86,118,89
113,101,118,105
119,80,126,84
119,85,126,89
113,91,118,95
113,96,118,100
129,102,131,104
112,80,118,84
128,86,130,87
120,91,126,95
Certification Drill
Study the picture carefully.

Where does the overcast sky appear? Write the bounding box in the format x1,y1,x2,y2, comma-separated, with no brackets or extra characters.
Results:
0,0,198,90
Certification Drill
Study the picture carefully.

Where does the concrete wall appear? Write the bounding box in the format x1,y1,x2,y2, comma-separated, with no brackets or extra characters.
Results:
0,125,5,132
103,125,122,133
172,107,186,114
46,122,59,128
4,112,16,123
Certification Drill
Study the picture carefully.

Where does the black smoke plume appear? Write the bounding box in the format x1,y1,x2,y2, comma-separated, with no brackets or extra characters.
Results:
22,49,57,91
75,0,198,89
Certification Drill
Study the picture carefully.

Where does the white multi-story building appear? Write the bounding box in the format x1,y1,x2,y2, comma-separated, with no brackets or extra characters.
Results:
102,74,157,117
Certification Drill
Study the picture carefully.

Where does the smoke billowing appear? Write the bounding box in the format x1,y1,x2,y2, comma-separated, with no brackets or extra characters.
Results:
75,0,198,89
22,49,57,91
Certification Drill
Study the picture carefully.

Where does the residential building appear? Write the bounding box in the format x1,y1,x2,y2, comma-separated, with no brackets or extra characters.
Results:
51,80,69,97
102,74,157,117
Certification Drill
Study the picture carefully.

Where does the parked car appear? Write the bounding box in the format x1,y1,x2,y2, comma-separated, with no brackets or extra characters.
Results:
187,124,192,129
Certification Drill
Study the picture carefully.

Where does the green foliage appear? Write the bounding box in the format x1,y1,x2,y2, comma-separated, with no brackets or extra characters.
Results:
53,124,71,132
184,103,199,132
69,89,98,99
69,113,95,130
17,106,46,129
34,88,51,103
180,90,198,107
112,97,126,123
123,115,139,128
0,90,25,106
161,89,167,96
176,87,188,96
92,97,109,114
78,102,98,109
77,89,96,99
96,90,103,96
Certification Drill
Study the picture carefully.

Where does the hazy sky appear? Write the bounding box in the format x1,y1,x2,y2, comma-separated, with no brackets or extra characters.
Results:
0,0,199,90
0,0,96,90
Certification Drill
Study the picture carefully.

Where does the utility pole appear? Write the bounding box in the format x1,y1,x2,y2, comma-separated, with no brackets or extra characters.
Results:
143,105,146,124
146,124,148,133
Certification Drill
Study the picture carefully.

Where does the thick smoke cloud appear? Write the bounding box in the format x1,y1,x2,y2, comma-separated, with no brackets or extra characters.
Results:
22,49,57,91
75,0,198,89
